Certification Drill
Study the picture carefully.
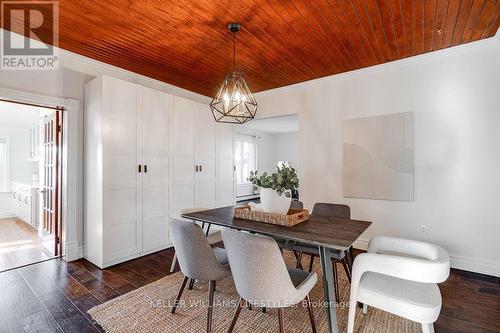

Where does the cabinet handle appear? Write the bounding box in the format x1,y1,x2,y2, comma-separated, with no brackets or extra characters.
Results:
199,165,202,172
195,165,199,172
138,165,142,173
144,165,148,173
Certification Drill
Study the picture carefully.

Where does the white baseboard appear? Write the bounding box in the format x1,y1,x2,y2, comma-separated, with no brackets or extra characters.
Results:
0,211,15,219
65,241,83,262
352,238,500,278
450,255,500,278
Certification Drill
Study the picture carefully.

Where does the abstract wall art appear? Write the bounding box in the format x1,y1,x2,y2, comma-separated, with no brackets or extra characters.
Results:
343,112,414,201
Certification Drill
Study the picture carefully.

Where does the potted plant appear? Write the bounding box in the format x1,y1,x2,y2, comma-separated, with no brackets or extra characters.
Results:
248,162,299,214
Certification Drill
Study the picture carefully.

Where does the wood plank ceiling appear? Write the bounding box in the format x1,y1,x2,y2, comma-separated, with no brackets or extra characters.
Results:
3,0,500,96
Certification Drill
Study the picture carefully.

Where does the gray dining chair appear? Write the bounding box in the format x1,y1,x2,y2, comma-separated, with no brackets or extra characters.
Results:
274,201,304,252
290,200,304,210
222,229,318,333
292,203,352,302
169,219,231,333
169,207,222,275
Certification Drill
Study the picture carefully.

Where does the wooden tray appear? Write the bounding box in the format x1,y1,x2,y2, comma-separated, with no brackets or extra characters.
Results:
234,206,310,227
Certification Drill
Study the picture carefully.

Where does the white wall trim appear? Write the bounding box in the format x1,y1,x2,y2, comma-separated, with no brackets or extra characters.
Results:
60,49,211,104
65,241,80,262
0,211,15,219
352,238,500,277
450,256,500,278
255,36,499,98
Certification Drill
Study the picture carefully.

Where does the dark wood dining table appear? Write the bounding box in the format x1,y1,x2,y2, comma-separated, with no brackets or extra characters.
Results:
182,206,372,333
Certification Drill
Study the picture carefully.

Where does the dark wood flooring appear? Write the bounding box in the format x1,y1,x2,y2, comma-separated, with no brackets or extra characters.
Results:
0,248,498,333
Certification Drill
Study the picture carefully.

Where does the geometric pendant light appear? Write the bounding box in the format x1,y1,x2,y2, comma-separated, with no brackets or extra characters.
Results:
210,23,257,124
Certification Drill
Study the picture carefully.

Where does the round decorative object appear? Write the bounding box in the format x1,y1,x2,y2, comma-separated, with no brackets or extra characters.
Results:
260,188,291,215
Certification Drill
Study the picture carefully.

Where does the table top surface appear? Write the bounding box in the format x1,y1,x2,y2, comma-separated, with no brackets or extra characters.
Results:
181,206,372,251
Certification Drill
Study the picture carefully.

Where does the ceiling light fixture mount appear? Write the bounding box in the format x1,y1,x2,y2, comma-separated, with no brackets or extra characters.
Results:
210,22,257,124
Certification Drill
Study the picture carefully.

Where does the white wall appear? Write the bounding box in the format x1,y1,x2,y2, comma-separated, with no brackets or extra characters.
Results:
254,36,500,276
272,132,299,170
0,104,40,216
235,128,299,174
0,104,40,184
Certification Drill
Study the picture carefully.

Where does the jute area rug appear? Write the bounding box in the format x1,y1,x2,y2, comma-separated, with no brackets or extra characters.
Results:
88,252,420,333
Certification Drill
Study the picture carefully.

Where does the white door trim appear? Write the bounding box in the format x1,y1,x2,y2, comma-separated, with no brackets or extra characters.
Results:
0,85,81,261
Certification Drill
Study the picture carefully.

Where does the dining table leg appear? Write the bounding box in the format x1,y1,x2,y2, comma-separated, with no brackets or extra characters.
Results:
319,246,339,333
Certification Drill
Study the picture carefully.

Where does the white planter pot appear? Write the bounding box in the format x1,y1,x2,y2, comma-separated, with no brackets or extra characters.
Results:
260,188,291,214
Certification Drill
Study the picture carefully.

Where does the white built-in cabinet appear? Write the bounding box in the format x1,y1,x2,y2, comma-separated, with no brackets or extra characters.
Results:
85,75,235,268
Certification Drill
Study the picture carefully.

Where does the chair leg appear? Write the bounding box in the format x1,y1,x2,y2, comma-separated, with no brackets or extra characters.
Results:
332,261,340,302
348,246,355,268
188,278,195,290
305,295,317,333
227,298,244,333
169,253,177,273
308,254,315,272
341,256,352,283
293,250,303,270
171,276,189,314
207,280,216,333
278,308,285,333
347,297,356,333
421,323,435,333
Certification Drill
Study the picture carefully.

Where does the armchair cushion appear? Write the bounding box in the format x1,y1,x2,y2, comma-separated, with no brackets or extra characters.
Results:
357,272,442,324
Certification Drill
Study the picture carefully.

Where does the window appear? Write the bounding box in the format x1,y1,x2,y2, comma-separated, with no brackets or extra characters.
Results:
0,137,8,191
234,134,257,184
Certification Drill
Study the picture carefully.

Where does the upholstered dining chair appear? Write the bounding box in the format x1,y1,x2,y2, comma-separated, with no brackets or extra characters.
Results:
222,229,318,333
290,200,304,210
169,219,231,333
347,236,450,333
274,200,304,252
169,207,222,274
291,203,353,301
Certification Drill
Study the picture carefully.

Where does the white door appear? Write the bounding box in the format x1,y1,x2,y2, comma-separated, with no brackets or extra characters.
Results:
172,96,196,216
141,87,172,253
195,104,217,208
218,123,236,206
102,76,142,263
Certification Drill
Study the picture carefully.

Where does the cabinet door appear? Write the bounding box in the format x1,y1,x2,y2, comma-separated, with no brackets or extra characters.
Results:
195,104,217,208
141,87,172,253
218,123,236,206
102,76,142,263
172,96,196,216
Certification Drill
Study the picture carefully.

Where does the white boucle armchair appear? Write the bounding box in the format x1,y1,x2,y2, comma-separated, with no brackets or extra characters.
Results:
347,236,450,333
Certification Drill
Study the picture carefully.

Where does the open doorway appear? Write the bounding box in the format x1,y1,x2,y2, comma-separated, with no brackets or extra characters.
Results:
234,114,299,203
0,99,63,272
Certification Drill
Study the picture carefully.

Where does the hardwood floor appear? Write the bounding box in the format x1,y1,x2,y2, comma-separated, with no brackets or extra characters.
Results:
0,248,498,332
0,218,53,272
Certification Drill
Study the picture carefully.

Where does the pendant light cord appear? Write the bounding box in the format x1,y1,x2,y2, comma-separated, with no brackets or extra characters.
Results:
232,31,236,73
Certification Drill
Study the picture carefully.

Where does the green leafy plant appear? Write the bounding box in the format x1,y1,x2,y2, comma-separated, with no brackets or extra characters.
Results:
248,162,299,198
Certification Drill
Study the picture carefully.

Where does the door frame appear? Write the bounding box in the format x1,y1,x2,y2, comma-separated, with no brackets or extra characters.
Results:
0,85,81,261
